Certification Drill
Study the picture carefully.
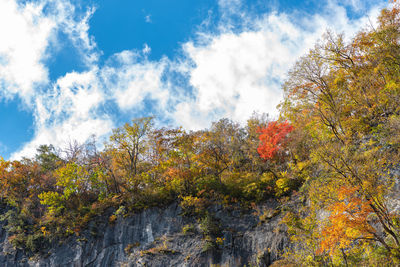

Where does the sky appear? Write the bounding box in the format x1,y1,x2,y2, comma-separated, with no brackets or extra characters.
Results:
0,0,388,159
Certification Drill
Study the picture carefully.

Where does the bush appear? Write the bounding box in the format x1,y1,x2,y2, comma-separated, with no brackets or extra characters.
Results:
180,196,207,216
182,224,196,235
199,213,220,237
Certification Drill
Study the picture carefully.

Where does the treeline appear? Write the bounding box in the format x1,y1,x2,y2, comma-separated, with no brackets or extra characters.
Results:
0,115,299,253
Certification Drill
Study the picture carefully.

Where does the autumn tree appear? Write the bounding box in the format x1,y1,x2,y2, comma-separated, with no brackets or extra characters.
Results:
149,128,200,195
106,117,153,192
280,3,400,264
196,119,245,184
257,121,293,160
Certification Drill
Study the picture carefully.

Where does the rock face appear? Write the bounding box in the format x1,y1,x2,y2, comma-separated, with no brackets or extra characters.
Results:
0,201,288,267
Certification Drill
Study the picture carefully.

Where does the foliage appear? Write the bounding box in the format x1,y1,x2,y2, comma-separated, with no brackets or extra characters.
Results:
257,121,293,160
182,224,196,235
0,114,286,254
279,3,400,265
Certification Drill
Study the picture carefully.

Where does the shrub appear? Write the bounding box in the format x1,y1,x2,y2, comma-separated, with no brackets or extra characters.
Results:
182,224,196,235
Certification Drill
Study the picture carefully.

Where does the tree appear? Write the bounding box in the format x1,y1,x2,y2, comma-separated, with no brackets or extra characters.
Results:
106,117,153,191
257,121,293,160
35,145,61,172
195,119,246,185
280,3,400,263
318,186,375,256
148,128,199,195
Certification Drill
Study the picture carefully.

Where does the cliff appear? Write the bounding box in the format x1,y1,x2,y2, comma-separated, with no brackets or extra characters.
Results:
0,201,288,267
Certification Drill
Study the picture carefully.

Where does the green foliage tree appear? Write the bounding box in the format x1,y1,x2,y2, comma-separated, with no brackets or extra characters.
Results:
35,145,61,172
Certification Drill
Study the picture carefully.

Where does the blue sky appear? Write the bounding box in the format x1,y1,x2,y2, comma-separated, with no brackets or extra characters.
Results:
0,0,388,159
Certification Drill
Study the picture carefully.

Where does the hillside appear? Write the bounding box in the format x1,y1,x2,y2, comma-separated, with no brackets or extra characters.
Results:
0,3,400,266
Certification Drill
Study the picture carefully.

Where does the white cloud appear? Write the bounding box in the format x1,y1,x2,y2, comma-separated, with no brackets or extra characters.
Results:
101,50,170,111
10,46,171,159
0,0,54,103
11,46,171,159
0,0,99,105
142,44,151,55
172,0,385,129
218,0,242,17
53,2,99,65
145,15,152,23
12,69,112,159
5,0,102,159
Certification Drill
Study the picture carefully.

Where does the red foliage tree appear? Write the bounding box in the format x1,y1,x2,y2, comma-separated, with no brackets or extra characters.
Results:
257,121,293,160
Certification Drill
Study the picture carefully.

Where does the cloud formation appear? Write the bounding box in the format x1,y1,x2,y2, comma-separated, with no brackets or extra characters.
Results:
171,0,384,129
1,0,104,158
11,68,110,159
2,0,387,159
101,50,170,112
0,0,53,103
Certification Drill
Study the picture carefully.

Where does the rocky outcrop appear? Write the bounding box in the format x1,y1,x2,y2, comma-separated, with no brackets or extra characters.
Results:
0,201,288,267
